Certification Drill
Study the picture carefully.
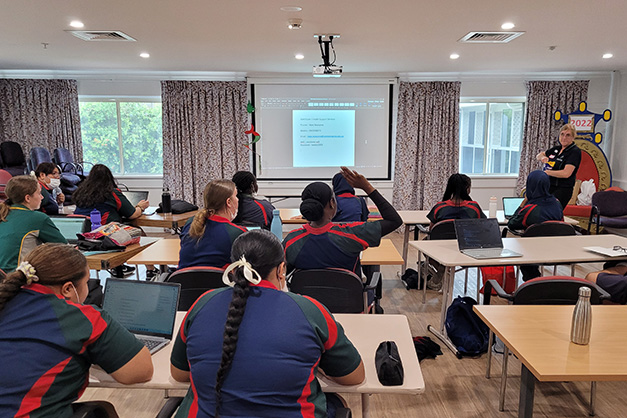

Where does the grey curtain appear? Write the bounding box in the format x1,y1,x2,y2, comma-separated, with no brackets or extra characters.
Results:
0,79,82,160
393,81,461,210
161,81,249,205
516,80,589,194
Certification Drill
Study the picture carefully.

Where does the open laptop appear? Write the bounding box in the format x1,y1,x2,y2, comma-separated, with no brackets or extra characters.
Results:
121,190,158,215
50,216,89,244
102,279,181,354
502,197,525,219
454,218,523,259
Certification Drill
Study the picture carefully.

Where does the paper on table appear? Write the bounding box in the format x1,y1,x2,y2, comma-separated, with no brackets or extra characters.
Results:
583,246,627,257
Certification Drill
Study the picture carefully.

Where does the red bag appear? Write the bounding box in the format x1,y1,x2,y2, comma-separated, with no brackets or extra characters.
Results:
480,266,517,295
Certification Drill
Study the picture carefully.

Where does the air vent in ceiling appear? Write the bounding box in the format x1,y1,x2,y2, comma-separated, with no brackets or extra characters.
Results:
66,30,136,42
459,31,524,43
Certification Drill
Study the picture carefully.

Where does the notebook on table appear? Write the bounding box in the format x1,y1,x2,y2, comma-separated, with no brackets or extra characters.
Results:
50,216,90,244
102,279,181,355
502,197,525,219
454,218,523,259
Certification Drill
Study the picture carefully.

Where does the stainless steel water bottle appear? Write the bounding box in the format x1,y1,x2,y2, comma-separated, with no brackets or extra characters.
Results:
570,286,592,345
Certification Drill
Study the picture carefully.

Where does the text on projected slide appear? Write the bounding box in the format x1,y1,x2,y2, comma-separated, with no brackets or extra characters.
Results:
293,110,355,167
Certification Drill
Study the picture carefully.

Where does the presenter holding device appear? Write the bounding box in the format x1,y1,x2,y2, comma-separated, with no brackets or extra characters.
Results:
536,123,581,208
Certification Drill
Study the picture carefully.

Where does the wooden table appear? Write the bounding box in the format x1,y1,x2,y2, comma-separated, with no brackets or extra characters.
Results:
90,313,424,418
127,238,404,268
410,234,627,337
85,237,160,271
474,305,627,417
131,210,198,231
397,210,579,274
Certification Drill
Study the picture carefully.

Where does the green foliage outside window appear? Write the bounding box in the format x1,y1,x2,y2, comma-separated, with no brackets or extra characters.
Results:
79,101,163,175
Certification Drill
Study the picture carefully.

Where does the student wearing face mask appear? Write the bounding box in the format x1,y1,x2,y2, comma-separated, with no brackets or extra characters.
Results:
0,243,153,418
178,179,247,269
171,230,364,418
0,176,67,273
34,162,65,215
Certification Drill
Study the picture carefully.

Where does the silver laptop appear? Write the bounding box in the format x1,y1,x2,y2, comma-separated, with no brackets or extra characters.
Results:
50,216,89,244
454,218,522,259
502,197,525,219
122,190,149,206
102,279,181,354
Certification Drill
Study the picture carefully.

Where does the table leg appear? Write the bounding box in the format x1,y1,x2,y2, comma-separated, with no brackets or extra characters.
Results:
440,266,454,333
519,364,536,418
402,224,410,274
361,393,370,418
419,252,426,304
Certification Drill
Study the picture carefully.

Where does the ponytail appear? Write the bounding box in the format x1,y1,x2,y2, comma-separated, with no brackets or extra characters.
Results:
189,208,211,239
0,200,11,222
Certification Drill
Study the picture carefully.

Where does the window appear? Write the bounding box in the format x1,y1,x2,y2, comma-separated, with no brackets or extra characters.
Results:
459,101,525,175
79,100,163,175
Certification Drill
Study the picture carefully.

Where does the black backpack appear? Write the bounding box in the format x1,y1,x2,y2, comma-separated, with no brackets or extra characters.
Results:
445,296,490,356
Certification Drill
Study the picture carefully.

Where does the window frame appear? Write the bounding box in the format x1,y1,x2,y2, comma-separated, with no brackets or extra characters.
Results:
459,97,526,177
78,96,163,178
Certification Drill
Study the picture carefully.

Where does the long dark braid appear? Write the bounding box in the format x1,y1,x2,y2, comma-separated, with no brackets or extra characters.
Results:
214,229,285,417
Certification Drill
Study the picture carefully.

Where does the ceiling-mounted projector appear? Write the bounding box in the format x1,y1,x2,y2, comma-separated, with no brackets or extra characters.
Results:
313,65,343,77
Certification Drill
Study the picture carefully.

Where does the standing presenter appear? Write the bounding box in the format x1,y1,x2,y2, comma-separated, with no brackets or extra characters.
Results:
535,123,581,208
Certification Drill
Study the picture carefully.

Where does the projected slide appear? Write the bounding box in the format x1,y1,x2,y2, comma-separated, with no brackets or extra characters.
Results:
292,110,355,167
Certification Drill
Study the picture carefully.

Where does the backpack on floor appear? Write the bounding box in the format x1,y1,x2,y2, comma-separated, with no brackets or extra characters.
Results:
445,296,490,356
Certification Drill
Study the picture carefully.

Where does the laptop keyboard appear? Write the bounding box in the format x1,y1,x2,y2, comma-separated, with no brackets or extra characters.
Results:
137,336,163,352
463,249,504,258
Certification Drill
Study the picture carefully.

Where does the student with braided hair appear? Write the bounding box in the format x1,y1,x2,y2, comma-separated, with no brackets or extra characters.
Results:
231,170,275,229
0,175,67,273
178,179,247,269
170,229,364,418
0,243,153,417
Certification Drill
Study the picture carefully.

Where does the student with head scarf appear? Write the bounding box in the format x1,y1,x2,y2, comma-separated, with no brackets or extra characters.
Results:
508,170,564,281
331,171,369,222
282,167,401,275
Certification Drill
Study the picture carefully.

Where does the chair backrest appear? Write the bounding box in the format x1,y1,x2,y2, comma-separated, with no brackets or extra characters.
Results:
591,190,627,217
53,147,74,164
429,219,457,240
0,169,12,200
0,141,26,167
165,266,226,310
522,221,577,237
29,146,53,172
289,268,367,313
513,276,609,305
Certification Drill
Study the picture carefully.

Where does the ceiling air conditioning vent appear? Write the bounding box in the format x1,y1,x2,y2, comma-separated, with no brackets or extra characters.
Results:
66,30,137,42
459,31,524,43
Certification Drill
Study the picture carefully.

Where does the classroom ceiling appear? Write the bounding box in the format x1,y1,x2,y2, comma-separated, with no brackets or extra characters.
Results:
1,0,626,75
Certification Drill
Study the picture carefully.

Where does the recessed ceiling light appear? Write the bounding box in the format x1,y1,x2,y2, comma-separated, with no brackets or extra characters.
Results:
140,52,150,58
295,53,304,60
69,20,84,28
501,22,515,30
603,53,613,59
450,53,460,60
280,6,302,12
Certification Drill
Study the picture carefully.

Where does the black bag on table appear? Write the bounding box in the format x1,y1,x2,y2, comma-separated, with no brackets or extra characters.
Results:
157,199,198,214
375,341,404,386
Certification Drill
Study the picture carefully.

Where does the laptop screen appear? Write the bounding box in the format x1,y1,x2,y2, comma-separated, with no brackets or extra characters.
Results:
50,217,88,242
454,218,503,250
102,279,180,339
503,197,525,217
122,191,149,207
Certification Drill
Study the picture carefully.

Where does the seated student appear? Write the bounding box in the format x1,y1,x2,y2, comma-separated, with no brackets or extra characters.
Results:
332,171,369,222
508,170,564,281
283,167,402,275
0,243,153,417
427,173,485,228
178,179,247,269
231,170,275,229
34,162,65,215
171,229,364,418
73,164,149,224
0,175,67,273
585,264,627,304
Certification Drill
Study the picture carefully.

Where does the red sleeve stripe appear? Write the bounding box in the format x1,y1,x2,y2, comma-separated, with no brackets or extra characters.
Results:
16,356,72,416
328,229,369,249
179,290,216,343
188,373,199,418
297,358,320,418
112,190,122,210
461,201,482,217
301,296,338,350
253,200,268,224
283,229,309,250
522,204,537,229
67,303,109,354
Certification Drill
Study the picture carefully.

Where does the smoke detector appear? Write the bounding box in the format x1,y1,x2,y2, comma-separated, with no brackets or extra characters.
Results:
288,18,303,30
